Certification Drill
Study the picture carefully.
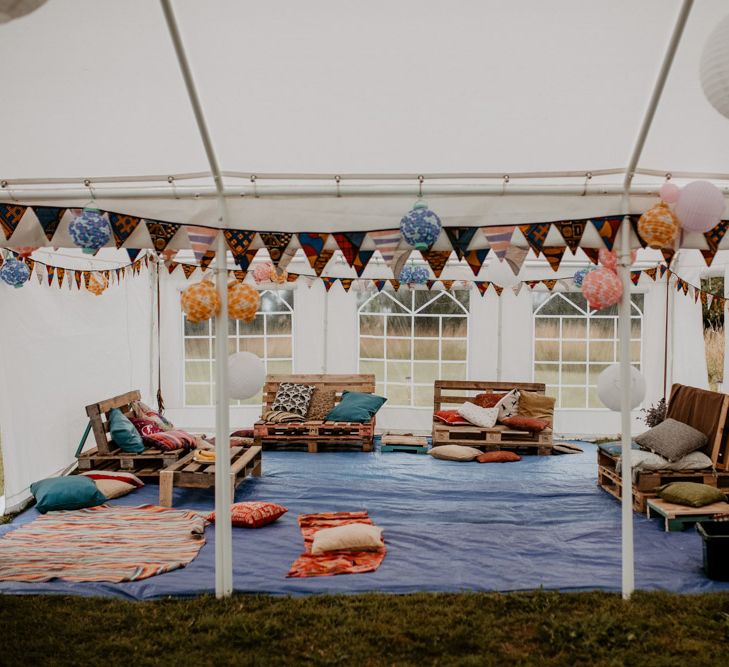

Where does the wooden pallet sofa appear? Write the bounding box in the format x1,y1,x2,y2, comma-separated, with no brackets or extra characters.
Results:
254,374,376,452
432,380,554,455
598,383,729,513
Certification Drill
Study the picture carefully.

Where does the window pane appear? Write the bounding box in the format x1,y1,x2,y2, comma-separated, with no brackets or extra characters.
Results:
387,316,411,337
535,318,559,339
562,341,586,362
562,318,586,339
260,291,290,312
238,337,264,356
184,319,209,336
387,339,411,360
228,318,237,335
267,359,292,375
534,363,559,385
238,391,262,407
185,361,210,383
185,384,210,405
239,315,265,335
360,360,384,378
267,314,292,335
561,364,586,386
588,387,603,408
387,384,411,406
589,341,614,362
414,317,439,338
414,385,433,407
387,361,411,382
588,363,610,382
442,340,467,361
562,386,586,408
440,363,467,380
414,338,438,360
360,337,384,358
442,317,467,338
631,341,641,362
268,337,292,357
535,340,559,362
589,319,614,339
360,315,384,336
631,318,641,338
413,362,439,383
185,338,210,360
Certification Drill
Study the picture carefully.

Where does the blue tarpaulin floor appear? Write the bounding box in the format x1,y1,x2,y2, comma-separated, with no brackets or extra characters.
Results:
1,441,727,599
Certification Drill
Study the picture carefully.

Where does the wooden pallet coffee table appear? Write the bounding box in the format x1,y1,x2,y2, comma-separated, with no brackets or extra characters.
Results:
159,446,262,507
646,498,729,532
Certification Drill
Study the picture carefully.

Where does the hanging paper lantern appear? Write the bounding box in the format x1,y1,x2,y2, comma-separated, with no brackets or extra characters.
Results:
12,246,37,259
228,352,266,400
400,200,442,250
700,13,729,120
598,248,637,273
675,180,726,233
0,257,30,288
228,281,260,321
581,267,623,310
399,264,430,285
572,267,594,288
0,0,48,24
87,273,108,296
253,262,274,284
181,279,220,323
637,202,680,249
659,182,680,204
597,364,646,411
69,206,112,254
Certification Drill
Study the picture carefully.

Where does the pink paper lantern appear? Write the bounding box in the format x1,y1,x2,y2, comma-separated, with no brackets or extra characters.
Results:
659,182,680,204
598,248,637,273
675,180,726,233
253,262,273,284
582,267,623,311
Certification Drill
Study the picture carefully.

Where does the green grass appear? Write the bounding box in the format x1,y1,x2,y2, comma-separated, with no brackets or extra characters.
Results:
3,591,729,665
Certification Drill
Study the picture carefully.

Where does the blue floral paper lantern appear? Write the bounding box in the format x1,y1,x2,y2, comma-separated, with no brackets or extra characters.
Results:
69,206,112,254
399,264,430,285
0,257,31,288
400,200,441,251
573,267,594,288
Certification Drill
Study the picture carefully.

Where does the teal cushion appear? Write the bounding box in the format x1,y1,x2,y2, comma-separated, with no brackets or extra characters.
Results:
325,391,387,423
30,476,107,514
109,407,144,453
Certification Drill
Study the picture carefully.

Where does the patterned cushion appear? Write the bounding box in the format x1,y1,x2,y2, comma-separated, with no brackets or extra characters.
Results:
471,393,502,408
634,418,709,462
433,410,471,425
457,402,499,428
477,451,522,463
129,417,163,439
80,470,144,489
495,389,520,421
306,389,337,421
500,416,550,433
271,383,315,416
207,501,288,528
132,401,174,431
262,410,305,424
142,429,197,452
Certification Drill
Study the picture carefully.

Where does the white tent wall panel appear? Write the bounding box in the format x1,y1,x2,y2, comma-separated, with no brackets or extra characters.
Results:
0,274,154,512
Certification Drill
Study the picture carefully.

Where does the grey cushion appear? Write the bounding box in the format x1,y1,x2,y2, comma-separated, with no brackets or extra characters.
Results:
271,382,315,417
634,418,709,462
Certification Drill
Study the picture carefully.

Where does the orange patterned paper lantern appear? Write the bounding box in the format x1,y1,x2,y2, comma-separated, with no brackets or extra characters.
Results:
181,279,220,323
228,281,260,321
637,202,679,249
581,267,623,310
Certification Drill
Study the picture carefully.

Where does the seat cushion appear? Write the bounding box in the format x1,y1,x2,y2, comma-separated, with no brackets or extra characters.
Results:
271,383,315,417
433,409,471,425
108,408,145,454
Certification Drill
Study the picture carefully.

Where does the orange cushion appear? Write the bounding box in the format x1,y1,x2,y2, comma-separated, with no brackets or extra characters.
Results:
472,393,502,408
477,451,522,463
500,416,550,433
433,410,471,425
207,501,288,528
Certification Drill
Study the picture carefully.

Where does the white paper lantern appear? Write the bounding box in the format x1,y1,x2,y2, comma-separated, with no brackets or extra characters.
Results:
700,13,729,120
0,0,47,23
675,180,726,233
597,364,646,412
228,352,266,400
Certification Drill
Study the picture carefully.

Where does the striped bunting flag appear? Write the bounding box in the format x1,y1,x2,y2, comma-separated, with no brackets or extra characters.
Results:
186,226,218,263
481,226,515,260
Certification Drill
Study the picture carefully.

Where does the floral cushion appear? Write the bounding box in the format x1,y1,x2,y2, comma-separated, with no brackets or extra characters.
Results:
207,501,288,528
500,416,550,433
433,410,471,425
477,451,522,463
142,429,197,452
132,401,174,431
271,383,315,417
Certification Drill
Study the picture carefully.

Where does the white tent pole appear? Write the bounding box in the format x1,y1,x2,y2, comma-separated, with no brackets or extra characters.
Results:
159,0,233,598
617,0,693,601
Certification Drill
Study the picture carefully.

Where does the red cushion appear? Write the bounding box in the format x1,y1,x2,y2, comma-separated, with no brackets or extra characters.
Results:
500,416,550,433
477,451,522,463
231,428,255,438
207,501,288,528
143,429,197,452
471,393,502,408
129,417,163,438
433,410,471,425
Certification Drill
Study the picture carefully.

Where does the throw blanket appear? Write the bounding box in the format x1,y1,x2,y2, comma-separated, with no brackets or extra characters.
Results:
287,511,386,578
0,505,206,582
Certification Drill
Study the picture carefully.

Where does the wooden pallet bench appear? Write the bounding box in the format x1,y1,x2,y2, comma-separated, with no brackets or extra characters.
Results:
432,381,554,455
77,390,185,478
380,434,429,454
646,498,729,532
597,465,655,513
159,445,262,507
254,374,376,452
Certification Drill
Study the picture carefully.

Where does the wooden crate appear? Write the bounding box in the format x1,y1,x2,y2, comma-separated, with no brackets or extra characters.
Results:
78,390,185,478
647,498,729,532
432,381,553,455
159,445,263,507
254,374,376,452
381,434,429,454
597,465,654,513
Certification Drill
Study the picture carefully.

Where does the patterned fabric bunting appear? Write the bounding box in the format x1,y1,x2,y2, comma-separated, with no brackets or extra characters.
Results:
504,245,529,275
389,279,401,291
590,217,622,250
492,284,504,296
659,264,668,278
475,281,490,296
444,227,477,259
0,204,27,240
629,215,648,248
259,232,293,266
367,230,402,265
167,261,179,274
340,278,354,292
705,220,729,253
200,249,216,270
146,220,180,253
701,250,716,267
352,249,375,277
237,248,259,272
126,248,141,262
108,213,142,248
333,232,366,267
182,264,197,279
630,271,641,286
700,291,708,306
223,230,256,266
46,265,55,286
321,277,336,292
481,225,515,260
463,248,490,276
56,267,65,288
421,250,451,278
661,248,675,266
426,280,435,290
440,280,454,291
286,272,299,283
233,270,247,282
312,249,335,276
33,206,66,242
298,232,330,273
519,223,551,255
644,267,658,281
185,226,218,263
582,247,600,264
542,279,558,291
554,220,587,252
541,246,566,272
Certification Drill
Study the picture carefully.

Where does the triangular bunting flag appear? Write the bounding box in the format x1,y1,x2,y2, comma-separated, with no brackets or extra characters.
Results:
542,279,558,291
444,227,477,259
629,215,648,249
512,283,523,296
519,223,551,255
186,225,218,263
463,248,490,276
367,230,402,265
182,264,197,279
57,267,65,288
298,233,331,275
705,220,729,253
127,248,141,262
46,264,56,286
286,272,299,283
590,217,622,250
481,226,515,260
312,249,335,277
233,270,247,282
353,249,375,277
168,262,179,274
630,270,641,286
108,213,142,248
659,264,668,278
542,246,566,272
0,204,27,240
661,248,675,266
146,220,180,253
700,291,708,306
223,230,256,266
83,271,91,290
554,220,587,252
340,278,354,292
421,250,452,278
333,232,366,267
504,245,529,275
321,277,336,292
582,247,600,264
238,248,260,272
426,280,436,290
389,279,401,291
33,206,66,242
259,232,294,266
693,287,700,303
374,280,387,292
492,284,504,296
645,267,658,281
200,249,216,270
441,280,454,291
475,281,490,296
701,249,716,267
526,280,540,289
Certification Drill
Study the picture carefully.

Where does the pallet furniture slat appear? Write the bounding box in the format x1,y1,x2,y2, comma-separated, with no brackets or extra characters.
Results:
646,498,729,532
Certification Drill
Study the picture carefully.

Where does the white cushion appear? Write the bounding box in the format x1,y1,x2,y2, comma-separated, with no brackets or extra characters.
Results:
617,449,714,474
457,401,498,428
495,389,520,420
428,445,482,461
311,523,384,554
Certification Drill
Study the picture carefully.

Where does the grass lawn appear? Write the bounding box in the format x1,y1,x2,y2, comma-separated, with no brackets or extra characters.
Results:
3,591,729,665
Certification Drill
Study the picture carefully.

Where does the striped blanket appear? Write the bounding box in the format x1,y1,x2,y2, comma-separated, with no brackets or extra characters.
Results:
0,505,207,582
287,511,386,578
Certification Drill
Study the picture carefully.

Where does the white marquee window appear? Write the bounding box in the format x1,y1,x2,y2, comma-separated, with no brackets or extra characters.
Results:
533,292,643,409
183,289,294,406
357,290,469,408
